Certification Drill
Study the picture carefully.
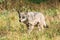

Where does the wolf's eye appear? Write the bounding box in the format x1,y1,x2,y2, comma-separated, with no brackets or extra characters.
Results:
22,16,25,18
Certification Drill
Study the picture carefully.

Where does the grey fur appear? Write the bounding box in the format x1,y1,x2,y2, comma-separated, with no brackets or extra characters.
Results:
18,12,47,34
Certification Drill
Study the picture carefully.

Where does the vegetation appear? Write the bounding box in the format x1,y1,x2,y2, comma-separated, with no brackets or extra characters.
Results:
0,0,60,40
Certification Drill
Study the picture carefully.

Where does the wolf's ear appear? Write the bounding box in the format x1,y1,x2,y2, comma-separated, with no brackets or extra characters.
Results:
17,10,21,18
25,11,28,15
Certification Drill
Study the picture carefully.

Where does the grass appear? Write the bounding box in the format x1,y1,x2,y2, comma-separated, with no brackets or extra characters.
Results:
26,0,47,4
0,8,60,40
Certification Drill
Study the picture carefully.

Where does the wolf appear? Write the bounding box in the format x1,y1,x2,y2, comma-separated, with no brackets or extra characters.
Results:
18,11,48,34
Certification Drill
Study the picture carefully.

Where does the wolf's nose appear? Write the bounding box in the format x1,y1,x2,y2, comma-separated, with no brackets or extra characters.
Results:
19,20,21,22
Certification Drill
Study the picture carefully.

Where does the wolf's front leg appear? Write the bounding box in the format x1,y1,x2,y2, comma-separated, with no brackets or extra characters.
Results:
28,24,34,34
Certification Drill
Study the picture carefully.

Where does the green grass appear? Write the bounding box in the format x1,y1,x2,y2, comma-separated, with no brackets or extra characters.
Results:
26,0,47,4
0,9,60,40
